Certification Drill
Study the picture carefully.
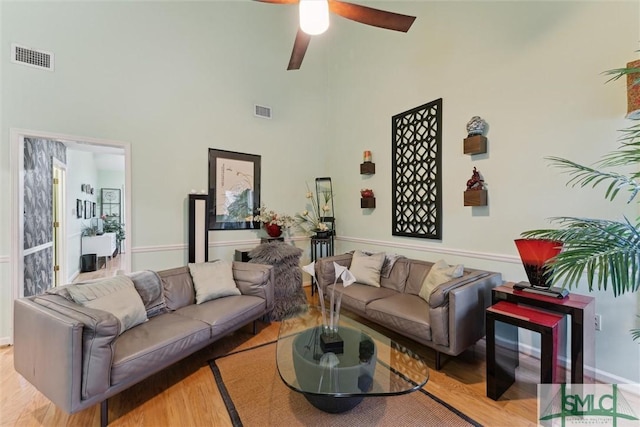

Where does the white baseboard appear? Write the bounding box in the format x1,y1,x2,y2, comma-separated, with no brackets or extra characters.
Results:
0,336,12,346
516,341,631,384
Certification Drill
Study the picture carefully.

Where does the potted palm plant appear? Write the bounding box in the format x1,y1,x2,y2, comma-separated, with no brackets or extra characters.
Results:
522,61,640,340
102,215,125,254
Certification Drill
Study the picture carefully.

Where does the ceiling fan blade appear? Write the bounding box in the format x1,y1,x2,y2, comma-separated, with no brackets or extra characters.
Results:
287,28,311,70
253,0,298,4
328,0,416,32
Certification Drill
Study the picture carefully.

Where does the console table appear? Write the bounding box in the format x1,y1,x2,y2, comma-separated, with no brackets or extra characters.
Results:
82,232,117,265
492,283,596,384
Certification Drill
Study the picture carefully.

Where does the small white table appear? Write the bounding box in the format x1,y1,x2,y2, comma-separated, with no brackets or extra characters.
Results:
82,232,117,266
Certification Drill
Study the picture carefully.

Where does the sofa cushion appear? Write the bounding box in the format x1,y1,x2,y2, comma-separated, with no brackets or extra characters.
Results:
189,260,241,304
328,283,397,314
174,294,266,338
419,259,464,303
365,294,432,344
67,275,148,335
159,266,196,311
379,258,410,293
125,270,168,318
111,313,211,386
404,260,433,295
349,250,385,287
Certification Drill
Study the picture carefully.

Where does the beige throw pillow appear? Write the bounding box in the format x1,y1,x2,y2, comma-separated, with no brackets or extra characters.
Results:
189,260,240,304
68,275,148,335
349,250,385,287
419,259,464,302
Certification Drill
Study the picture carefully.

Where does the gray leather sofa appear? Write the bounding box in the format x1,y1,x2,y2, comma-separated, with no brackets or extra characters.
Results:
315,253,502,369
13,261,274,426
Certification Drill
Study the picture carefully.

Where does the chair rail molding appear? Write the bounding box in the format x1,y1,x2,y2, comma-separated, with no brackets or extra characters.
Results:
337,235,520,264
131,235,310,254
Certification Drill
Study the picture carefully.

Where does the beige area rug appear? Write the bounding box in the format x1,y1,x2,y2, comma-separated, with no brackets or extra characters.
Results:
209,342,481,427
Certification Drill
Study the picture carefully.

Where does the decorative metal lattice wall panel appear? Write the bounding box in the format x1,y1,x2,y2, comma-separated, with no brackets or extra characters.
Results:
392,98,442,239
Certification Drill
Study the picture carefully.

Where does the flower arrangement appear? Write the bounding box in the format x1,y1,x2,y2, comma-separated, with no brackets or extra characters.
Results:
253,205,294,228
295,183,332,234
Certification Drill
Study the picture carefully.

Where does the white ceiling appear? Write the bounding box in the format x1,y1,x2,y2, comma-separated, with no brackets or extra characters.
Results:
64,140,125,171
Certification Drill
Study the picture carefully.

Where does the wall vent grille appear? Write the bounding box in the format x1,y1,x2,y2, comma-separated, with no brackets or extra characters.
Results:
254,104,272,119
11,44,54,71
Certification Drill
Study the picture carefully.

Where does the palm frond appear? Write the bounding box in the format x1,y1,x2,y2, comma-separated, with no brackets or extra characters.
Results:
545,156,640,203
521,217,640,296
617,123,640,143
602,66,640,83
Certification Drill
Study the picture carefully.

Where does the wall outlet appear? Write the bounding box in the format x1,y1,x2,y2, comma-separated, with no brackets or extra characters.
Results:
595,314,602,331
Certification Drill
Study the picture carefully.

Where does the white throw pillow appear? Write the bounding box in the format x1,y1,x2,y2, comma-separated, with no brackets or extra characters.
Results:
419,259,464,302
349,250,385,288
68,275,148,335
189,260,240,304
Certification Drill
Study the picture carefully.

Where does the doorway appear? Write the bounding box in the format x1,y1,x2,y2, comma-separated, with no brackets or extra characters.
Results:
10,128,132,342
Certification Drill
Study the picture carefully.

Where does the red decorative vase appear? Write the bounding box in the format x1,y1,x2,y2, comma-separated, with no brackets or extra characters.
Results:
265,224,282,238
514,239,563,288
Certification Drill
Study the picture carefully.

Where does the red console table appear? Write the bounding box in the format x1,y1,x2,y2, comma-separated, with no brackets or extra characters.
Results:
486,301,564,400
492,283,596,385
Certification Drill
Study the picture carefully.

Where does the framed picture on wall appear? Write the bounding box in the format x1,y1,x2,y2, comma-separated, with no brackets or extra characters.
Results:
76,199,83,219
84,201,91,219
208,149,261,230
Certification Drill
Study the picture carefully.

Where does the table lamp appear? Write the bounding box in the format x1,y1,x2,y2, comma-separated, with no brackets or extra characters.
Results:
513,238,569,299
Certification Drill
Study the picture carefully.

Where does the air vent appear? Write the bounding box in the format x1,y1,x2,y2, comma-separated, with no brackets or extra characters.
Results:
254,104,272,119
11,44,54,71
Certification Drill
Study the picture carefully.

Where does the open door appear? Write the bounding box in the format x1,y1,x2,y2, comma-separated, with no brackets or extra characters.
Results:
52,162,66,287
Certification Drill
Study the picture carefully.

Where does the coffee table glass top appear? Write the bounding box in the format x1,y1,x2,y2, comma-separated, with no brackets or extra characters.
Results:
276,306,429,398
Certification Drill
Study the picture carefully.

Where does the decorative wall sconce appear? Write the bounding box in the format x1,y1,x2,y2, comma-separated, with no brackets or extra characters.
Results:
463,116,488,155
464,167,487,206
360,150,375,174
360,188,375,209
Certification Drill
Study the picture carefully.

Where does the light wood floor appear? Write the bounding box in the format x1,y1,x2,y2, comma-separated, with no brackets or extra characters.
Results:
1,287,542,427
73,255,123,283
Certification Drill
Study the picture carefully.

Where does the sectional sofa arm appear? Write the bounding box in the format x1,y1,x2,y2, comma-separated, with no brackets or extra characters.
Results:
445,272,503,355
16,294,121,408
14,298,87,413
233,262,275,311
314,253,353,294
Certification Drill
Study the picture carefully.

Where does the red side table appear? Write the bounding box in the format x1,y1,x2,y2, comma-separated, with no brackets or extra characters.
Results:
486,301,564,400
492,283,595,385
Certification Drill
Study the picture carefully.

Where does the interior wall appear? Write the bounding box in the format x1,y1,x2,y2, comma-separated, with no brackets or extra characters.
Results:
0,1,329,340
327,1,639,382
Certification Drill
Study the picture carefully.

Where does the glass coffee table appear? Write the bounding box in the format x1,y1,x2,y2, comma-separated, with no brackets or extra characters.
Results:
276,307,429,413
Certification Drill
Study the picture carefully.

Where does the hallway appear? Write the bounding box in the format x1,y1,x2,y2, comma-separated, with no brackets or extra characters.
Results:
73,254,123,283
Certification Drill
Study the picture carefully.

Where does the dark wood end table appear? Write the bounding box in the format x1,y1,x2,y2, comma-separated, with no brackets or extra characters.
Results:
492,283,596,384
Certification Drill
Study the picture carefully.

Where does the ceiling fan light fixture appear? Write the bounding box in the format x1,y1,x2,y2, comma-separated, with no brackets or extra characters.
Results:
299,0,329,35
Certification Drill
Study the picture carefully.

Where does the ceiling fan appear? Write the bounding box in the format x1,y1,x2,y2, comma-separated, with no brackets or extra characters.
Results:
255,0,416,70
